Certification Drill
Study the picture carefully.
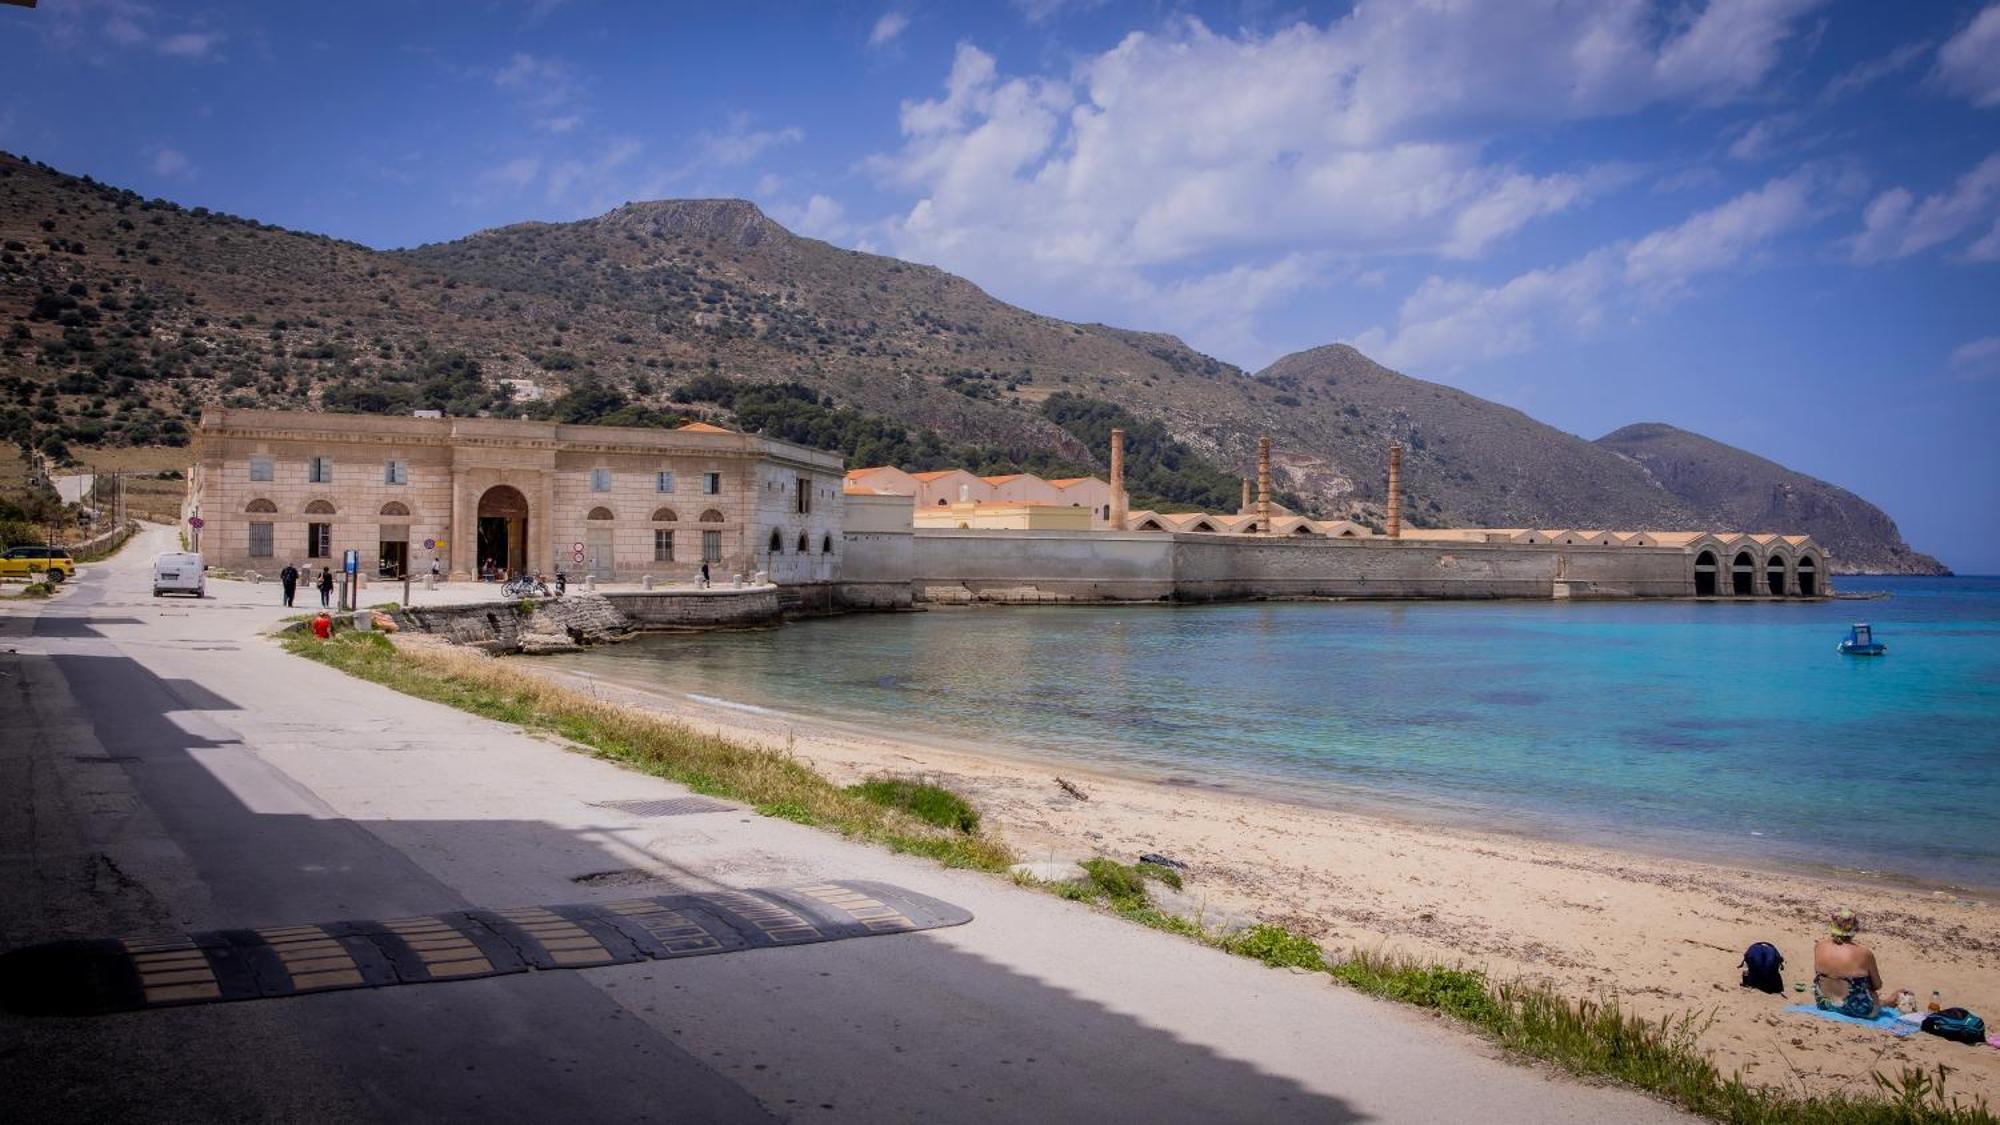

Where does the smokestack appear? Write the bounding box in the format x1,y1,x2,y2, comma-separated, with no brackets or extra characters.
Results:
1256,435,1272,535
1386,442,1403,539
1241,477,1252,515
1109,427,1127,530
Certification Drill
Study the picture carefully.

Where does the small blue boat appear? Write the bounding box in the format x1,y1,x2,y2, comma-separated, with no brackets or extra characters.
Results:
1838,623,1887,656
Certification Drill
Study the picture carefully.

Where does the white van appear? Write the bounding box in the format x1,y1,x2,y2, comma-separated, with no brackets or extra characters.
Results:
152,552,206,598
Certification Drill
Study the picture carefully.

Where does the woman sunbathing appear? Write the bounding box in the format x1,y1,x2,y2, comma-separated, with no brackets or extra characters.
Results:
1813,909,1888,1018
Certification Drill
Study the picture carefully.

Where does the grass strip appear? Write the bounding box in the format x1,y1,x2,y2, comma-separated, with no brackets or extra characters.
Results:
847,778,980,833
1049,866,1994,1125
284,631,1012,871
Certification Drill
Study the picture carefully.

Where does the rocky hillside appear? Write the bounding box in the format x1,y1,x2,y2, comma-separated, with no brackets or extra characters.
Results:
0,151,1943,571
1597,424,1947,574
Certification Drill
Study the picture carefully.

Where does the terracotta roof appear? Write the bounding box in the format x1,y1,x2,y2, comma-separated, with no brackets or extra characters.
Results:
980,474,1032,484
677,421,732,434
1047,477,1100,488
846,466,901,479
908,470,969,482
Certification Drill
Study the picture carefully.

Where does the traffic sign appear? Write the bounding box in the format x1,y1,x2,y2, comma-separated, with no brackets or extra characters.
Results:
423,538,436,550
572,549,586,564
343,549,360,575
188,515,205,529
570,541,584,552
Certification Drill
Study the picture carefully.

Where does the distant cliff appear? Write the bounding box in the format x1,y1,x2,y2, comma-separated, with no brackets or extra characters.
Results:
1596,424,1948,574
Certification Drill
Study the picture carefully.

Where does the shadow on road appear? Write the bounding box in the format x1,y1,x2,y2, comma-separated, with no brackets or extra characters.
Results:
1,647,1360,1123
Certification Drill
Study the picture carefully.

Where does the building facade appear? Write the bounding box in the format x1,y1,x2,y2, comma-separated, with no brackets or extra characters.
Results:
187,410,845,585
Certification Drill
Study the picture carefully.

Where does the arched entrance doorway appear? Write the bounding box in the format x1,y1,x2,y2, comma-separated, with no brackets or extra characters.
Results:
1796,555,1818,597
1730,551,1756,596
1766,559,1787,597
477,485,530,577
1694,550,1718,596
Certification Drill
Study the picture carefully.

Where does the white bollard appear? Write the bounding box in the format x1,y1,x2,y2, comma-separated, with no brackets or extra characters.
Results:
641,574,654,590
423,574,435,591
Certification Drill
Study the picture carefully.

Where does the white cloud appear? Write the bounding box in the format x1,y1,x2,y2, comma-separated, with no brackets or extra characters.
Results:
1821,40,1931,101
157,31,223,59
1357,172,1823,372
1726,112,1804,161
1936,4,2000,108
692,115,804,168
1849,152,2000,262
481,156,542,189
494,52,586,132
850,5,1821,363
1949,335,2000,381
869,11,909,48
150,147,193,178
1012,0,1102,24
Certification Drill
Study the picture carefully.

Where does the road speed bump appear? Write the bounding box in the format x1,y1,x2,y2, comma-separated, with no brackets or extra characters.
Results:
0,880,969,1016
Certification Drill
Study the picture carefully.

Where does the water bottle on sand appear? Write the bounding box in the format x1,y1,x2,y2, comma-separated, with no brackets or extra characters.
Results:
1928,990,1943,1013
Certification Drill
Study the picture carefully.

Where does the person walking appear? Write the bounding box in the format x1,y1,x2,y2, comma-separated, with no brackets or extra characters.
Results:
699,561,711,589
429,557,441,580
279,562,299,608
317,566,334,608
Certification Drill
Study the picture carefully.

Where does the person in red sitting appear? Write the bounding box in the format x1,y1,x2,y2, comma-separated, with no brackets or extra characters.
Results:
311,611,333,640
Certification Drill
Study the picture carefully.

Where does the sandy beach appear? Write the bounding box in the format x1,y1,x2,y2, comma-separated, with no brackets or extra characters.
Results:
537,660,2000,1103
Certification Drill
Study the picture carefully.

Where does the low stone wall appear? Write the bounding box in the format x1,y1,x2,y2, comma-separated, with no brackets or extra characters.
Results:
398,586,782,653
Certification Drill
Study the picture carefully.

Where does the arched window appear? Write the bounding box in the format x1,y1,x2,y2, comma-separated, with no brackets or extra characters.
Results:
699,509,725,523
936,498,947,506
586,507,614,521
821,534,834,555
304,500,336,515
651,507,678,522
768,528,784,553
797,531,810,553
379,501,410,517
245,498,277,513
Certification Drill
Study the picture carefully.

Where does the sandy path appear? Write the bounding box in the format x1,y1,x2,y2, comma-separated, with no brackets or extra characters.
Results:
541,663,2000,1104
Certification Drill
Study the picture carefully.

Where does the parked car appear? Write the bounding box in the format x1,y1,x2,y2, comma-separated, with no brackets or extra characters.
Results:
152,551,206,598
0,545,76,583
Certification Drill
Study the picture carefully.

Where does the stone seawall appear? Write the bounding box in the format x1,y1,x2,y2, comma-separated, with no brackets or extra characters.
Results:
398,586,783,653
884,529,1705,605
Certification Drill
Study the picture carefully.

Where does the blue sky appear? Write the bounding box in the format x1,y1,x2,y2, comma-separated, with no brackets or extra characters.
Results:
4,0,1997,570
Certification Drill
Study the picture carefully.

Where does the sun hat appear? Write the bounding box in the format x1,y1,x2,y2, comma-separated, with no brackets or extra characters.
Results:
1829,908,1860,942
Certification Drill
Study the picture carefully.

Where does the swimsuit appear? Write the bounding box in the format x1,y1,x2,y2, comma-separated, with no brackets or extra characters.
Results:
1814,974,1879,1019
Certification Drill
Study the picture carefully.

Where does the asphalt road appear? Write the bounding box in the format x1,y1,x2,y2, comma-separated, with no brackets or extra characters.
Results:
0,527,1690,1123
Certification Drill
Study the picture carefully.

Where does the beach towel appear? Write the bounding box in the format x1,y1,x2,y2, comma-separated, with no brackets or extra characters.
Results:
1785,1004,1919,1037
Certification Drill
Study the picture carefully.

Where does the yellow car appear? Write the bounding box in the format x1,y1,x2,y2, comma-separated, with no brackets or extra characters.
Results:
0,546,76,583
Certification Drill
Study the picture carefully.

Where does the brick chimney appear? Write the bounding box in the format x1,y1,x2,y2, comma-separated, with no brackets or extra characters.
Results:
1256,435,1272,534
1241,477,1251,515
1109,427,1127,530
1386,442,1403,539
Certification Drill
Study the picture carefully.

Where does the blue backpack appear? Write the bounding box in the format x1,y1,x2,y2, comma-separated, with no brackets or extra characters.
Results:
1740,942,1785,994
1921,1008,1987,1045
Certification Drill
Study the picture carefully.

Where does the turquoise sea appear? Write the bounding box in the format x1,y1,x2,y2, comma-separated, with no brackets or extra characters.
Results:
550,577,2000,889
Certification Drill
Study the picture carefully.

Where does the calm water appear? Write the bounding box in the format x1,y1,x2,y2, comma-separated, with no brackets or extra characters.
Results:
551,577,2000,889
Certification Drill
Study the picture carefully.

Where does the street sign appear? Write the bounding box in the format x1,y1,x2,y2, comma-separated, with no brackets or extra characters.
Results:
422,538,436,550
570,541,584,552
572,549,586,564
343,549,360,575
187,516,205,529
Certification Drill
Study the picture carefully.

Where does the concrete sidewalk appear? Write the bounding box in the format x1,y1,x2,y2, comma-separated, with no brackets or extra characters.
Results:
0,525,1688,1123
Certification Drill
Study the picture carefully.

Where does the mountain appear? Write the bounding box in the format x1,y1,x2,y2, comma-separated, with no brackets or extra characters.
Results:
0,151,1943,572
1596,423,1947,574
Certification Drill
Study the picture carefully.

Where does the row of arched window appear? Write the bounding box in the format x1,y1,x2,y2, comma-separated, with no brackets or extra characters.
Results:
768,529,835,555
243,499,729,523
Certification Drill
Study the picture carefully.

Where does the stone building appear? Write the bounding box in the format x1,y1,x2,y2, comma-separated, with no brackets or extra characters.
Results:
844,466,1115,525
186,410,845,585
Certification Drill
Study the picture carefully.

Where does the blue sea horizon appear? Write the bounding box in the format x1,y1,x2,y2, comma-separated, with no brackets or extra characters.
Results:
553,576,2000,891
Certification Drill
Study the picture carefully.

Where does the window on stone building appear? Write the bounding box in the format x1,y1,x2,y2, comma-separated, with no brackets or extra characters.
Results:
249,456,273,482
698,509,724,523
796,531,809,553
768,528,783,554
795,477,811,514
702,472,723,495
248,522,273,557
308,456,333,484
654,529,675,562
656,471,675,493
307,523,332,559
702,530,721,563
821,534,834,555
384,459,408,485
591,468,611,492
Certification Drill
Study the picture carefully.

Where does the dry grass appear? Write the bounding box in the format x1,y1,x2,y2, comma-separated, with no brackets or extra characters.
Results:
283,631,1013,871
